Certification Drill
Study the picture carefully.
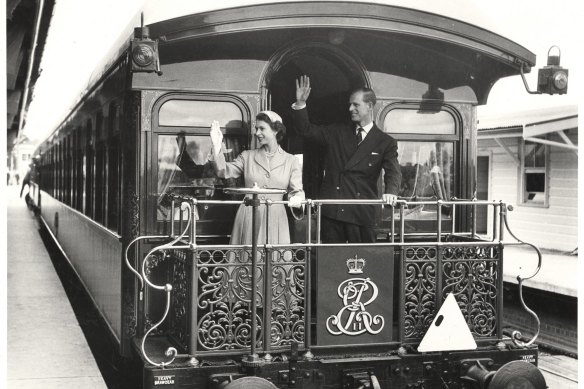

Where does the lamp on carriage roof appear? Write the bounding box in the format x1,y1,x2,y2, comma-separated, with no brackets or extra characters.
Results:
418,85,444,113
520,46,568,95
130,13,162,75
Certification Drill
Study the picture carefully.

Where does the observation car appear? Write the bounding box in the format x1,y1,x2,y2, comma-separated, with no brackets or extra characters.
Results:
29,1,567,388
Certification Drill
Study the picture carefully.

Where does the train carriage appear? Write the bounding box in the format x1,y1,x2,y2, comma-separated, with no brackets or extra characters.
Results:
29,1,567,388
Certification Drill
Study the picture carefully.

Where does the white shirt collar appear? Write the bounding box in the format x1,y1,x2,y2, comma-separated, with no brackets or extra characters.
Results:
357,122,374,135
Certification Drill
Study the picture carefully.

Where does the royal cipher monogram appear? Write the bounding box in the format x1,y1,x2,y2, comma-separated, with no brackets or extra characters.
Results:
326,278,384,336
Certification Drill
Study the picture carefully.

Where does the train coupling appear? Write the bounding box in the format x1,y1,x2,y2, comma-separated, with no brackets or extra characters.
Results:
343,370,381,389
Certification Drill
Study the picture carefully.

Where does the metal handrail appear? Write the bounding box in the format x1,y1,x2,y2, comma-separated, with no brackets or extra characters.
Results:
133,195,543,363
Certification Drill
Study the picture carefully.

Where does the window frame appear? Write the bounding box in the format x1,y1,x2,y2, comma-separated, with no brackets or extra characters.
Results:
149,93,251,235
519,138,550,207
378,102,461,196
379,102,460,142
377,102,462,235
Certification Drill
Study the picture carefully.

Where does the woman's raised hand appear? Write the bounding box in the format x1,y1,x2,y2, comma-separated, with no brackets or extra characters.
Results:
210,120,223,156
295,75,311,105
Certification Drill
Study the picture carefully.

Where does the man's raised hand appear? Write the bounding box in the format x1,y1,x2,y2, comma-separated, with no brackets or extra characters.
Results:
295,75,311,105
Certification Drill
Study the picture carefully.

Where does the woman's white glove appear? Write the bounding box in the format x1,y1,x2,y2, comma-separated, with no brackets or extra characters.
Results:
210,120,223,157
288,194,304,209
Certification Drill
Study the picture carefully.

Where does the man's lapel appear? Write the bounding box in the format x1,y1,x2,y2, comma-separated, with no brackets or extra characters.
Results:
343,126,383,170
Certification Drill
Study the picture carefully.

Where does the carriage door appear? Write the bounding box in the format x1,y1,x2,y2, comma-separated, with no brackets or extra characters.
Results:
266,44,368,200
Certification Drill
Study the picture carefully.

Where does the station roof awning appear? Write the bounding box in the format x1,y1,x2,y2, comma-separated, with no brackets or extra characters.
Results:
477,105,578,155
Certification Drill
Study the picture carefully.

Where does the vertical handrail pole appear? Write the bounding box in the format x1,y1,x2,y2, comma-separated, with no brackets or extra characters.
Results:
304,200,313,358
499,201,505,242
436,200,443,310
451,203,456,235
188,248,199,367
437,200,442,243
245,194,261,364
492,203,498,242
390,204,395,243
399,204,405,243
497,200,506,339
190,199,197,247
170,198,175,237
306,200,312,244
179,199,184,237
316,203,322,244
263,200,272,361
471,200,477,237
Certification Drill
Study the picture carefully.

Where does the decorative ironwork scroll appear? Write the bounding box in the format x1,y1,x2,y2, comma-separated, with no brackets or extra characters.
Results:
169,252,190,351
442,245,499,338
194,246,306,354
195,248,263,351
269,248,306,348
403,244,500,341
403,246,437,340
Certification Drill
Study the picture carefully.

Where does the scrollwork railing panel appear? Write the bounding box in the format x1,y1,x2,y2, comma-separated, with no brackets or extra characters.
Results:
442,245,499,338
196,248,264,351
403,246,437,340
193,246,306,353
169,255,189,351
270,248,306,348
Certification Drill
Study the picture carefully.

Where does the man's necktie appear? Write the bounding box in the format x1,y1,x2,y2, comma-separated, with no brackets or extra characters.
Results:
356,127,364,144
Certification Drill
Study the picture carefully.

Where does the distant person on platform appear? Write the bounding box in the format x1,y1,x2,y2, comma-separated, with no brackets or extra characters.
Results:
291,75,401,243
20,170,32,207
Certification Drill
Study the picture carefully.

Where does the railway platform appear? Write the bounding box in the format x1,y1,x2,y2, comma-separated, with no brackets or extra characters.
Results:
503,245,577,297
6,185,107,388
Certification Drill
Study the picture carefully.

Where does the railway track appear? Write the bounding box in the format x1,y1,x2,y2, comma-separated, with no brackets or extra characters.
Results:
502,282,577,357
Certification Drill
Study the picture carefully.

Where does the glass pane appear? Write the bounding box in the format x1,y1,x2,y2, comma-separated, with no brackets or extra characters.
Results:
526,172,545,192
524,142,545,168
158,100,243,128
396,142,454,200
381,141,454,226
156,134,243,222
383,109,455,135
525,172,545,203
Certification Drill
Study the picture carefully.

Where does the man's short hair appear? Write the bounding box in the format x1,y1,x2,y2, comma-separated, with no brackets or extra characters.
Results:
351,87,377,107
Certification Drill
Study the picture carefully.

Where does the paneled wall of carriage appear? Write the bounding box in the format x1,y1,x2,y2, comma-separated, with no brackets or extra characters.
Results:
38,99,124,235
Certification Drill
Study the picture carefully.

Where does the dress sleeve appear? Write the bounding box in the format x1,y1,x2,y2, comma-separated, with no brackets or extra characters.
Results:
287,155,305,200
213,150,245,180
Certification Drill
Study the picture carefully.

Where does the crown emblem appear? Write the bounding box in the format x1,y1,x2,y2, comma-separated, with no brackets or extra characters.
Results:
346,255,365,274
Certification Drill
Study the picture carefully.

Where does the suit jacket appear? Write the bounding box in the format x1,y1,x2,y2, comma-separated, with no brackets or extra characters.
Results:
292,107,401,227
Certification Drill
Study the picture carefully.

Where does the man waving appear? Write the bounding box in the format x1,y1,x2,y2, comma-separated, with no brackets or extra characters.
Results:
291,75,401,243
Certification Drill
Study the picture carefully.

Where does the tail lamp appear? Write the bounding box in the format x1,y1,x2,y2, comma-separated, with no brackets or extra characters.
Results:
521,45,568,95
130,14,162,75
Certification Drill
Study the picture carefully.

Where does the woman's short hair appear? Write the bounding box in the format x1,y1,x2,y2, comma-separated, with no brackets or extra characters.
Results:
256,112,286,143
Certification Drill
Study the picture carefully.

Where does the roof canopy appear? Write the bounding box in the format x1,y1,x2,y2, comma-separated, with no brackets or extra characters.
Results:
478,105,578,154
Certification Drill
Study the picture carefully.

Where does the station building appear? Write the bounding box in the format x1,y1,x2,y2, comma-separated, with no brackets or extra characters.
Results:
477,105,578,253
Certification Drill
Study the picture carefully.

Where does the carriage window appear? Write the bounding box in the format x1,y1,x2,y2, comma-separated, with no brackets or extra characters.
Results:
521,140,548,206
380,106,457,230
156,134,243,221
384,109,455,135
396,142,454,200
158,100,243,128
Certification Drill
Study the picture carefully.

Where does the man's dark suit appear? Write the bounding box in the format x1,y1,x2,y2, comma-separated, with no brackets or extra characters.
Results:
292,107,401,238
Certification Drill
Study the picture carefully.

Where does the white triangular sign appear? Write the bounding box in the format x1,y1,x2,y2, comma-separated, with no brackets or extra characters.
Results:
417,293,477,352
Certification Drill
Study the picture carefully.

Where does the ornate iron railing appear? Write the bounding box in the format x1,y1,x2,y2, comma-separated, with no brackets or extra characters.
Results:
125,195,542,367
